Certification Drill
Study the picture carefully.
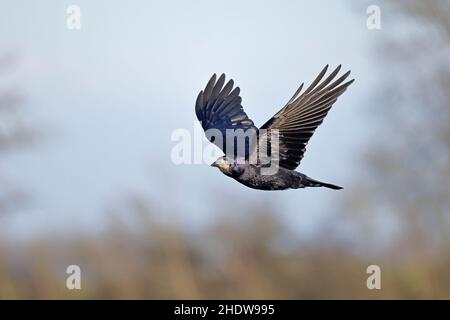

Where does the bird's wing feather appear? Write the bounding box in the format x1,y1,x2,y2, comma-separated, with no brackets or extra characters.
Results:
256,65,354,170
196,74,258,159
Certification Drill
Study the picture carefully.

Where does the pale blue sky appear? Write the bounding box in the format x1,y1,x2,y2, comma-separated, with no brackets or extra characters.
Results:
0,0,379,237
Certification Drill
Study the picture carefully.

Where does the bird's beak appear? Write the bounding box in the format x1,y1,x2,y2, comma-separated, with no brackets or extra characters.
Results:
211,162,217,167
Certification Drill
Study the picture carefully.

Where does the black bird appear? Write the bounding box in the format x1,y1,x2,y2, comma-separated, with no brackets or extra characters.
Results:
195,65,354,191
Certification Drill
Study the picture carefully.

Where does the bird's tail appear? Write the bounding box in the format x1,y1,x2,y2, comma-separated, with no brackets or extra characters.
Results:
303,176,343,190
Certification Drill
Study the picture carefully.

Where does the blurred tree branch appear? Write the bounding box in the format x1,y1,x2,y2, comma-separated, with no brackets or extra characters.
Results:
336,0,450,254
0,52,37,215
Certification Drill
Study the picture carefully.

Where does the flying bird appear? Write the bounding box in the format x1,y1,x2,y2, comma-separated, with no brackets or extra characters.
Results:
195,65,354,191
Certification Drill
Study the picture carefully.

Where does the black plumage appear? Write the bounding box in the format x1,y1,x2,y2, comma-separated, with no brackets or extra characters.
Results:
195,65,354,191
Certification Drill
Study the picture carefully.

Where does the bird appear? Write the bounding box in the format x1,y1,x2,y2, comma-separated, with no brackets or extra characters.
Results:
195,65,354,191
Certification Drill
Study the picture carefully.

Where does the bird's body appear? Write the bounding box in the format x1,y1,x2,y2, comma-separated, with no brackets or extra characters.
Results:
195,65,354,191
212,158,342,190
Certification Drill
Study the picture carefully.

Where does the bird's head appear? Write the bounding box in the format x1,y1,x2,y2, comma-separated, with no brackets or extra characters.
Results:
211,156,232,175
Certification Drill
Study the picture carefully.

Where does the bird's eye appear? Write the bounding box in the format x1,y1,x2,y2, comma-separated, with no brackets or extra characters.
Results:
210,136,216,142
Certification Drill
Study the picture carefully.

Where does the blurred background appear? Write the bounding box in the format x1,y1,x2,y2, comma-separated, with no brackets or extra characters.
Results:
0,0,449,299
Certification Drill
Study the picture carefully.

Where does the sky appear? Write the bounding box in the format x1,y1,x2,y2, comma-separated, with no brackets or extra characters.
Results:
0,0,380,238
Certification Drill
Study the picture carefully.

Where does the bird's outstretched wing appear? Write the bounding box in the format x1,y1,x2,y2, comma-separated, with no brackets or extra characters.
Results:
196,74,258,159
256,65,354,170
